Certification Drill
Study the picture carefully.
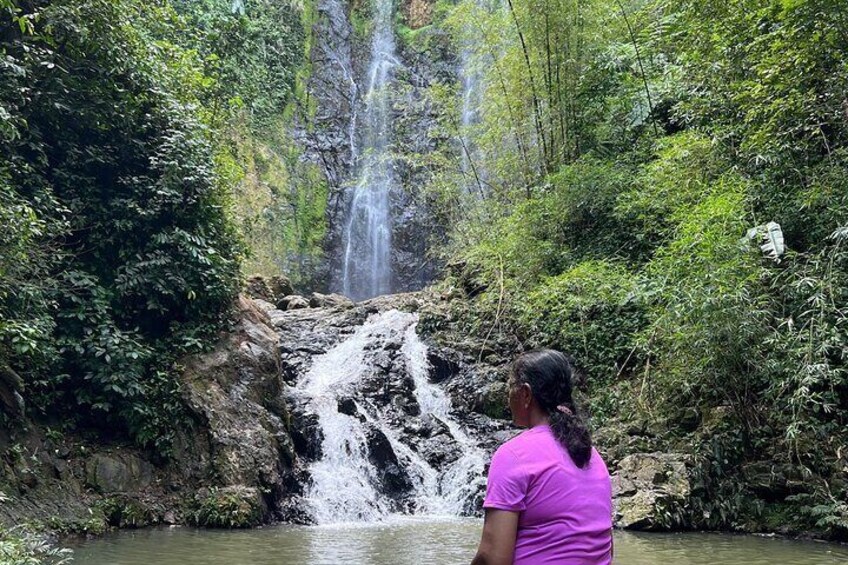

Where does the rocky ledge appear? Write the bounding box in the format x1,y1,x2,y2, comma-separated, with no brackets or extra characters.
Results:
0,287,511,533
0,281,699,536
0,294,304,532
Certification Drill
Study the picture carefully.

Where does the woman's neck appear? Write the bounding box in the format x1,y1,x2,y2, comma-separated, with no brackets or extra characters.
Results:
527,407,550,429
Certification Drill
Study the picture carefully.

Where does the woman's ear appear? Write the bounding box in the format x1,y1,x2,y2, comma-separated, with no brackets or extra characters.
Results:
521,383,532,408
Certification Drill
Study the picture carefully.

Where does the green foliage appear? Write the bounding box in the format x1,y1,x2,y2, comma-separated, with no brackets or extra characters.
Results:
434,0,848,536
186,487,263,529
788,491,848,538
169,0,305,130
99,496,156,529
615,133,728,249
0,0,315,457
0,182,60,376
642,173,766,421
521,261,646,386
0,524,71,565
666,0,848,251
230,130,328,284
160,0,323,284
0,0,256,454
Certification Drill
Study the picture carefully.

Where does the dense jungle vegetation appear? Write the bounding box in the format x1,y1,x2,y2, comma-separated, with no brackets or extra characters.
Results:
428,0,848,538
0,0,846,556
0,0,324,456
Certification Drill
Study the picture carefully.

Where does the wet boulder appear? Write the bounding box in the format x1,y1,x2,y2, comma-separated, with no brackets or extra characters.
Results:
612,452,690,530
427,349,461,383
245,275,294,305
281,295,310,310
286,399,324,461
268,275,294,301
309,292,354,309
364,425,413,500
176,296,298,521
477,381,509,419
337,397,359,417
410,418,462,470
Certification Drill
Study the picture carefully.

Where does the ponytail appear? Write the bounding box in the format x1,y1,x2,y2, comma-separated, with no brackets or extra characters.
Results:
548,404,592,468
512,350,593,468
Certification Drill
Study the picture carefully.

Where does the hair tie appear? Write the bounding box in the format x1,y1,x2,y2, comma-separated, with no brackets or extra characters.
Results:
556,405,573,416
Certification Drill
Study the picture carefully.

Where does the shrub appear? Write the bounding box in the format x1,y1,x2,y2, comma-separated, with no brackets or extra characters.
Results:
519,260,646,386
0,524,72,565
186,486,264,529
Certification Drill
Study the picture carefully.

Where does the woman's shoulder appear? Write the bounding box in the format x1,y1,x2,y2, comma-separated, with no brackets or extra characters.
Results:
494,426,552,462
588,447,611,477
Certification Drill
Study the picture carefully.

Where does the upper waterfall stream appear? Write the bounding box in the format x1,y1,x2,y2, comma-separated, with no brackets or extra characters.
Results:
293,310,486,525
341,0,400,300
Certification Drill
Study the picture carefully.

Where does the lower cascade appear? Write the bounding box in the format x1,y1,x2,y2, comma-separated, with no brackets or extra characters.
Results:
292,310,487,524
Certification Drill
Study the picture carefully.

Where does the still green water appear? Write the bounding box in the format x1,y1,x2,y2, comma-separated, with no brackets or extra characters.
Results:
72,518,848,564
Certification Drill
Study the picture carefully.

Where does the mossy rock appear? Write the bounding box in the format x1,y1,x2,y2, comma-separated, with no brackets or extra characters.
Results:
185,486,265,529
44,514,109,536
85,452,154,494
479,381,509,419
99,496,158,529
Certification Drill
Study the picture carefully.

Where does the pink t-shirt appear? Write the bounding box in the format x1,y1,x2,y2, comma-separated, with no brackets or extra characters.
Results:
483,425,613,565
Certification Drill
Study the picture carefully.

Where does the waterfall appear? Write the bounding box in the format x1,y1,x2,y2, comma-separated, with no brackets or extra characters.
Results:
295,310,487,525
332,56,359,163
459,47,483,194
458,3,486,197
459,0,504,197
341,0,400,301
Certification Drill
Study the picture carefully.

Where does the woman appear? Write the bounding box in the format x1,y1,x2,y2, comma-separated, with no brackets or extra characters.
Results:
471,349,613,565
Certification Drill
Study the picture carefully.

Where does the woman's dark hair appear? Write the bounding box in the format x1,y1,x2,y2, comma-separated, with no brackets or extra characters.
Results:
512,349,593,468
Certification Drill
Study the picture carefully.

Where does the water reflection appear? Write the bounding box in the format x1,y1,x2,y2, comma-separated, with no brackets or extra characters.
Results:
615,531,848,564
72,518,848,565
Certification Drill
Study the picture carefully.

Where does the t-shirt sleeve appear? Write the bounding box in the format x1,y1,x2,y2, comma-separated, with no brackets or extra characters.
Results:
483,444,528,512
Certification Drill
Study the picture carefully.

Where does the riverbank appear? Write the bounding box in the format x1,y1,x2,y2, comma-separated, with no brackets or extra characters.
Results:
417,286,848,541
1,285,844,552
1,287,304,537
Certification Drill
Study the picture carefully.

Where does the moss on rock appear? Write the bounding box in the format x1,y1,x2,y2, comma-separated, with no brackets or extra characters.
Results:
185,486,265,529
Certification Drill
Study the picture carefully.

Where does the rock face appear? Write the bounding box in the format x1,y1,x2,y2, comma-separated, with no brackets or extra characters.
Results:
300,0,454,295
174,295,302,522
295,0,357,292
0,428,102,531
612,452,691,530
297,0,357,189
0,294,306,531
85,453,154,493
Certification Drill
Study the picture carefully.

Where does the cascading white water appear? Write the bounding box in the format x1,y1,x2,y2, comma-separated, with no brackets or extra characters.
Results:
459,0,504,197
296,310,487,525
459,47,483,191
296,315,390,523
458,2,487,196
341,0,400,301
401,323,487,514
